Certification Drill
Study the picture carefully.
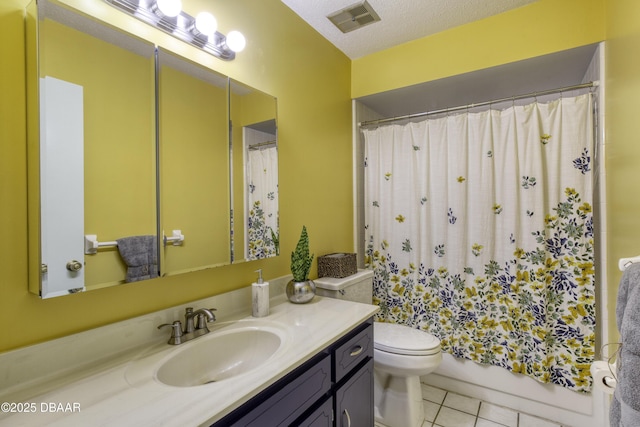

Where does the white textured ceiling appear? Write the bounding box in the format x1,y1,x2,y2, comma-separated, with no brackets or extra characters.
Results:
281,0,538,59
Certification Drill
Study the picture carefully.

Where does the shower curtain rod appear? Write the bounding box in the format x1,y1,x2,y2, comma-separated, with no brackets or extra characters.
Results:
358,81,598,128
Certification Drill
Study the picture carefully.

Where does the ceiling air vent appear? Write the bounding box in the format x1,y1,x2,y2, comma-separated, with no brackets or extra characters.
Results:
327,1,381,34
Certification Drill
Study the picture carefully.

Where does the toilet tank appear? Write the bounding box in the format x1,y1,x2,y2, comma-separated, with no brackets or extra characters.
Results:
314,269,373,304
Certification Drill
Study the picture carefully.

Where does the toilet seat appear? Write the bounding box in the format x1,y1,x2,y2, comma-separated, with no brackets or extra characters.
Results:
374,322,440,356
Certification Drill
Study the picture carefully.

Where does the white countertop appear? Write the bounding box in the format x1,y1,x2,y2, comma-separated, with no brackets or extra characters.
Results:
0,289,378,426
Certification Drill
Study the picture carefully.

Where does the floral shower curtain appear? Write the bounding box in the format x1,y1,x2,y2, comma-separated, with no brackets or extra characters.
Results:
246,146,278,259
363,94,596,393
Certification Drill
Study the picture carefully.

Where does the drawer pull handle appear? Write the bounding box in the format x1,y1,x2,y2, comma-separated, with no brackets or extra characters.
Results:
350,345,363,357
343,409,351,427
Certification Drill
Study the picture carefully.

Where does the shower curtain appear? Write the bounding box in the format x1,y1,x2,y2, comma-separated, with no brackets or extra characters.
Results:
246,146,278,259
363,94,595,393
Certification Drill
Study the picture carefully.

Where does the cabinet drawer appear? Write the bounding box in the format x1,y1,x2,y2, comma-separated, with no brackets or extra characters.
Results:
334,322,373,383
217,353,331,426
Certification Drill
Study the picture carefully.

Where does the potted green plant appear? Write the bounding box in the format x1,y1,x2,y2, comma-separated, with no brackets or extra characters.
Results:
286,225,316,303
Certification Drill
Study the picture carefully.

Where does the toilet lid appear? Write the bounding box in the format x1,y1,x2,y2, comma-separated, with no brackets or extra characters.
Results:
374,322,441,356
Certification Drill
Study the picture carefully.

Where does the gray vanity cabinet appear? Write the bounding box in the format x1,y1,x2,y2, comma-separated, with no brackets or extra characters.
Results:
212,318,373,427
332,319,374,427
298,397,333,427
334,359,374,427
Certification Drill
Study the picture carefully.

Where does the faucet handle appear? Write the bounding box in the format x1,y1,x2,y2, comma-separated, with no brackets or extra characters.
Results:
158,321,184,345
195,308,217,332
184,307,196,333
195,313,210,332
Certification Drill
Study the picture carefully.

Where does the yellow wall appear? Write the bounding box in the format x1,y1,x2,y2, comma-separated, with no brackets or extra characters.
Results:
603,0,640,339
0,0,352,352
3,0,633,354
352,0,605,98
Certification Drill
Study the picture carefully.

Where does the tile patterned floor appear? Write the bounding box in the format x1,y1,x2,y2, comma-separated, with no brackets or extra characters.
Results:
375,384,564,427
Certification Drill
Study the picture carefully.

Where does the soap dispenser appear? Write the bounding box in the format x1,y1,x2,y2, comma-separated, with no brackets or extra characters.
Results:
252,269,269,317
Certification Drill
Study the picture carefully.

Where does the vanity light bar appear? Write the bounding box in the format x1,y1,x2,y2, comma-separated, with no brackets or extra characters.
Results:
103,0,238,60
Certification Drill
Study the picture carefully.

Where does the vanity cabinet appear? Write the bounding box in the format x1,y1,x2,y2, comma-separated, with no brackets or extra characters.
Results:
334,359,374,427
298,397,333,427
212,318,373,427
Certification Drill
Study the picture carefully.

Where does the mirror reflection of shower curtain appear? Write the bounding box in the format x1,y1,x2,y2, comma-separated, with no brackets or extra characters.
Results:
246,146,279,259
363,94,596,393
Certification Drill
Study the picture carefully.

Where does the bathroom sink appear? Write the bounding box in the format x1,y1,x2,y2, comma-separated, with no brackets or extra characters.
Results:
155,324,286,387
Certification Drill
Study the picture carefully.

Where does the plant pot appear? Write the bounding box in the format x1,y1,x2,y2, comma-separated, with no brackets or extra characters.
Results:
286,279,316,304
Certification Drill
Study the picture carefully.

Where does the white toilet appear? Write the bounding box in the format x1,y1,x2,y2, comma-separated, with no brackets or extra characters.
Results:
315,270,442,427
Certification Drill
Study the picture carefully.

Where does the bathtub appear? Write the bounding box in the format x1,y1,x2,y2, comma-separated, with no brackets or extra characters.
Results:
421,352,609,427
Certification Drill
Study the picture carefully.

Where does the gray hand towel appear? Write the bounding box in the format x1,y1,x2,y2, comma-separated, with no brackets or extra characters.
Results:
613,350,640,426
617,263,640,354
611,395,621,427
610,262,640,426
116,235,158,283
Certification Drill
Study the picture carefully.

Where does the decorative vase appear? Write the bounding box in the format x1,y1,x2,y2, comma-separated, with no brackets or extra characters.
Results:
286,279,316,304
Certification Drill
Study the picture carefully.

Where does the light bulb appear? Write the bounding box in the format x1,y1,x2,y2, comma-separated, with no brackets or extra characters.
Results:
194,12,217,38
154,0,182,18
226,31,246,53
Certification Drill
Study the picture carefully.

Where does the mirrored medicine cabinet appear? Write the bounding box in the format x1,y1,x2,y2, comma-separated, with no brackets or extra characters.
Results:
157,48,231,275
230,79,279,264
26,0,278,298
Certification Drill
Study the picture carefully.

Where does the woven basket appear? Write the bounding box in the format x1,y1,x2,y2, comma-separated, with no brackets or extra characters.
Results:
317,253,357,278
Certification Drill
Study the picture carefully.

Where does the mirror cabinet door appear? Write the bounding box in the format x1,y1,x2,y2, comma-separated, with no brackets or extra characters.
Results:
26,1,280,298
157,48,231,275
27,0,158,297
229,80,279,263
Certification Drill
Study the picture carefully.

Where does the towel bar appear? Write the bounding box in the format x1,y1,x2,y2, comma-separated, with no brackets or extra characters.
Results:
84,234,117,254
164,230,185,246
85,231,185,254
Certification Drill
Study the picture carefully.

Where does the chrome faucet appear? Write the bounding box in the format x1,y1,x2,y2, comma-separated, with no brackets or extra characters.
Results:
158,307,217,345
184,307,216,335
